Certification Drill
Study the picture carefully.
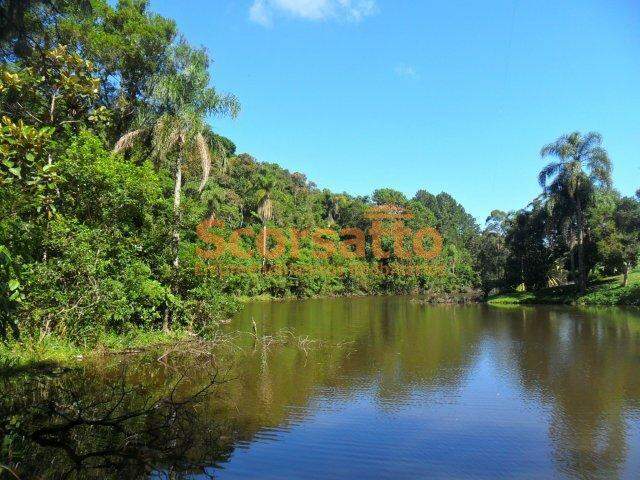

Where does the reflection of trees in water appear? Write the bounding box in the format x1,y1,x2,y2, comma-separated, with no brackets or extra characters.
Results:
3,302,640,479
224,298,484,428
494,307,640,479
0,366,233,479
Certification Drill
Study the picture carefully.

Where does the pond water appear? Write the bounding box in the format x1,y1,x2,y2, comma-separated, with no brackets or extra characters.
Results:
3,297,640,479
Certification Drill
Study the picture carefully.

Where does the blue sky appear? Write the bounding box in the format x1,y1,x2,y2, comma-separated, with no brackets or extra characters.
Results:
150,0,639,222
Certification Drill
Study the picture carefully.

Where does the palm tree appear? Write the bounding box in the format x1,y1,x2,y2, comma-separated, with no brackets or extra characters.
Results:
114,41,239,329
538,132,612,293
254,174,275,269
115,41,238,264
321,190,340,226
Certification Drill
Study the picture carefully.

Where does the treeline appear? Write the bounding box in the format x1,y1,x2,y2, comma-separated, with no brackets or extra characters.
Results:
0,1,638,345
476,133,640,300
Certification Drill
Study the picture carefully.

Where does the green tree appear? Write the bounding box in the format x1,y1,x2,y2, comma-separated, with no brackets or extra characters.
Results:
113,41,239,329
538,132,612,293
476,230,508,298
504,204,555,290
372,188,407,206
413,190,479,250
596,195,640,286
0,0,91,59
321,189,343,226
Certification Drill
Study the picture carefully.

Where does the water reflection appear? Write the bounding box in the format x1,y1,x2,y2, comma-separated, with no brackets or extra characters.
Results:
0,363,232,479
2,299,640,479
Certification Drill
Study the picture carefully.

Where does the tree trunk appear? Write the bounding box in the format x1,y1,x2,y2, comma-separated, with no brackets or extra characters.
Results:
172,158,182,269
165,157,182,332
622,262,629,287
569,243,576,285
575,198,587,294
262,223,267,271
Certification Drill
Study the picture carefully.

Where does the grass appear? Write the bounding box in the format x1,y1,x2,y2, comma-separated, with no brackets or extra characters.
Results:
0,327,193,373
488,269,640,306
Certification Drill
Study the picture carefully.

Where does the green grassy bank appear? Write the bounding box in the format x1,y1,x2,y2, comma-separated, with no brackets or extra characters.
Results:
488,270,640,306
0,328,196,373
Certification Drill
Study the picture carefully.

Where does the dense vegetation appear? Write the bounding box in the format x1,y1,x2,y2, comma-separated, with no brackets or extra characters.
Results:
0,0,638,353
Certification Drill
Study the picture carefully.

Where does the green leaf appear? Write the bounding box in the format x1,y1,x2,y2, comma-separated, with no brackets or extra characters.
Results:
8,279,20,291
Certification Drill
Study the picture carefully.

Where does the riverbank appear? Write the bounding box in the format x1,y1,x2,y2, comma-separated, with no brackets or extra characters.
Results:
0,329,198,373
488,270,640,306
3,276,638,372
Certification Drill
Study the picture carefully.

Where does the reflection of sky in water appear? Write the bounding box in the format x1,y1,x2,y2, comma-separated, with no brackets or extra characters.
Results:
204,301,640,480
211,336,631,479
214,358,552,478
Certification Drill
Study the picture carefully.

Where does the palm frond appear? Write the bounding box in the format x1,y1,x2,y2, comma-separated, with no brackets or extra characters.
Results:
587,147,612,188
538,161,562,188
540,134,570,159
113,129,144,153
212,93,241,118
257,193,273,223
151,115,180,162
577,131,602,159
196,132,212,192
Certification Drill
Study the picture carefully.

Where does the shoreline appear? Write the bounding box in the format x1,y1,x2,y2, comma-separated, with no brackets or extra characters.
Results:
3,274,638,372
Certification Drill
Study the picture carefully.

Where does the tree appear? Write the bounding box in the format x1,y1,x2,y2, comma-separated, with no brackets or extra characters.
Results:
1,0,178,139
372,188,407,206
0,0,91,59
614,196,640,286
539,132,612,293
485,210,509,236
57,0,177,136
254,172,275,269
413,190,479,250
321,190,342,226
476,230,508,298
113,40,239,329
504,204,555,290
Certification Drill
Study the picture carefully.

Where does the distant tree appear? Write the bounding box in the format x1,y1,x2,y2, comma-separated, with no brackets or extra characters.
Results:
614,196,640,285
372,188,407,206
254,172,276,268
485,210,509,236
476,229,508,298
504,205,555,290
414,190,479,249
539,132,612,293
321,190,343,226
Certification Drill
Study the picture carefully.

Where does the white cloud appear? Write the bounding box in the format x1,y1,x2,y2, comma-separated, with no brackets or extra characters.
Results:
249,0,273,26
394,63,419,80
249,0,377,26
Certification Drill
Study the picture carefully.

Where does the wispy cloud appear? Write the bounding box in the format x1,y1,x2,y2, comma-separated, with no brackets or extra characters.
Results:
394,63,419,80
249,0,378,27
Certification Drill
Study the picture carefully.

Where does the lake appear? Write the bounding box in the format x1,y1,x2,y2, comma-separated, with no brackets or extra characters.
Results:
3,297,640,479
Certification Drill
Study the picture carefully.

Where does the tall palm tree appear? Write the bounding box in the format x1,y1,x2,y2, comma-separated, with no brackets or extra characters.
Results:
114,41,239,329
114,41,238,265
254,174,275,269
538,132,612,293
